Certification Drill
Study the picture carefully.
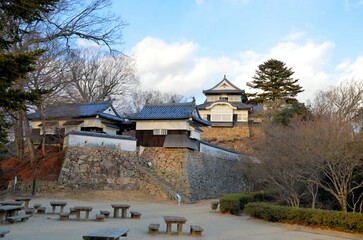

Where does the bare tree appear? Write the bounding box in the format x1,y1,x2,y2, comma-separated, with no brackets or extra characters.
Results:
312,79,363,131
250,122,319,208
4,0,128,164
252,80,363,211
58,48,138,103
118,89,185,115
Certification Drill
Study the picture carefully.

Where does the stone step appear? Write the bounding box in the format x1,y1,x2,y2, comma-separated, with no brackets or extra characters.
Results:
137,162,194,203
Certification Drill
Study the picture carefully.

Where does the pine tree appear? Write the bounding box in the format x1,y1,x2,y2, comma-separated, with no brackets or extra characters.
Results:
247,59,304,109
0,0,57,148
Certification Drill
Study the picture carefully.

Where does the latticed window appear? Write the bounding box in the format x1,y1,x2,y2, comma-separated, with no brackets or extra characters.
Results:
237,112,248,122
211,105,232,122
153,129,167,135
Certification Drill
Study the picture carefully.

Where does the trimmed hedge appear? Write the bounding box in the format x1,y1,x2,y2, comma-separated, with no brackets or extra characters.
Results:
244,202,363,233
220,191,274,215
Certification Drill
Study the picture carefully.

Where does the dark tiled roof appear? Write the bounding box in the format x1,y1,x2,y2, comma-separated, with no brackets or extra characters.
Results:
28,101,125,123
66,130,135,140
197,101,253,110
128,102,210,126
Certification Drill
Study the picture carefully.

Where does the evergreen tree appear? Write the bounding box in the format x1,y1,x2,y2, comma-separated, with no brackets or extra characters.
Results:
0,0,57,148
247,59,304,109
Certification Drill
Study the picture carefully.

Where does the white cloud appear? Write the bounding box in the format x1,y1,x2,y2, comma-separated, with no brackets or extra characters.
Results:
130,35,338,104
344,0,363,10
231,40,335,102
336,56,363,82
76,39,100,48
281,30,306,42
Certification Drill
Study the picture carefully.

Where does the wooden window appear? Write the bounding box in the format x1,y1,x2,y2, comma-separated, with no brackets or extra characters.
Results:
237,112,248,122
153,129,167,135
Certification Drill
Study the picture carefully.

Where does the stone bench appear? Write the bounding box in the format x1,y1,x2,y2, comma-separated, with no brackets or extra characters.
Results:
190,225,204,237
37,207,46,214
25,208,36,215
100,210,110,218
6,214,31,223
33,204,41,209
148,223,160,235
59,212,70,221
0,227,10,238
70,207,76,215
50,201,67,214
211,201,219,210
95,214,105,222
83,227,128,240
130,211,141,219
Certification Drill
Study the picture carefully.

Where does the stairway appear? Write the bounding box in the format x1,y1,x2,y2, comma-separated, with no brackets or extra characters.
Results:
135,160,195,203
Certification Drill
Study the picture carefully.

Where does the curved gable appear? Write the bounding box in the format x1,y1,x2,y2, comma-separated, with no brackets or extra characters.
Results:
205,102,237,110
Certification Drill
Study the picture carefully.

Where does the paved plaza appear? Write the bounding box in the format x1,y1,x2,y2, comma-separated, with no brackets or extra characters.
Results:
1,191,362,240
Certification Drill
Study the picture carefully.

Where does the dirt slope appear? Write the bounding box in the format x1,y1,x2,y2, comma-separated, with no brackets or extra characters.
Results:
0,147,63,189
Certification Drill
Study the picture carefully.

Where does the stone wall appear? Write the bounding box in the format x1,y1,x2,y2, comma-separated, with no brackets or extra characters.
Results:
58,147,169,198
140,147,250,200
187,151,250,199
201,126,251,140
58,146,250,200
140,148,191,198
201,126,252,153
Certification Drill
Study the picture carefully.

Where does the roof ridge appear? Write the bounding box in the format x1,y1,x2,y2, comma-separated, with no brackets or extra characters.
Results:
48,100,110,107
144,102,194,107
202,75,243,92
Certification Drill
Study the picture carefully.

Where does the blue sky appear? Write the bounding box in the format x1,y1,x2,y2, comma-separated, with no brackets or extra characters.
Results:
108,0,363,103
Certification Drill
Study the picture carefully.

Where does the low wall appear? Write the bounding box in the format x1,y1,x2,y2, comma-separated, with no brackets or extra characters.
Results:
64,131,137,151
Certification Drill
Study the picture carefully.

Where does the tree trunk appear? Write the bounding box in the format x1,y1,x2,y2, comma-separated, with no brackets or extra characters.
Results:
13,114,24,162
340,194,347,212
38,104,47,156
31,162,38,196
21,110,36,166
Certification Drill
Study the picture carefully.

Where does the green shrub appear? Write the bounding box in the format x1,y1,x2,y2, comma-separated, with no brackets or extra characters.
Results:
244,202,363,233
220,191,275,215
220,193,243,215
